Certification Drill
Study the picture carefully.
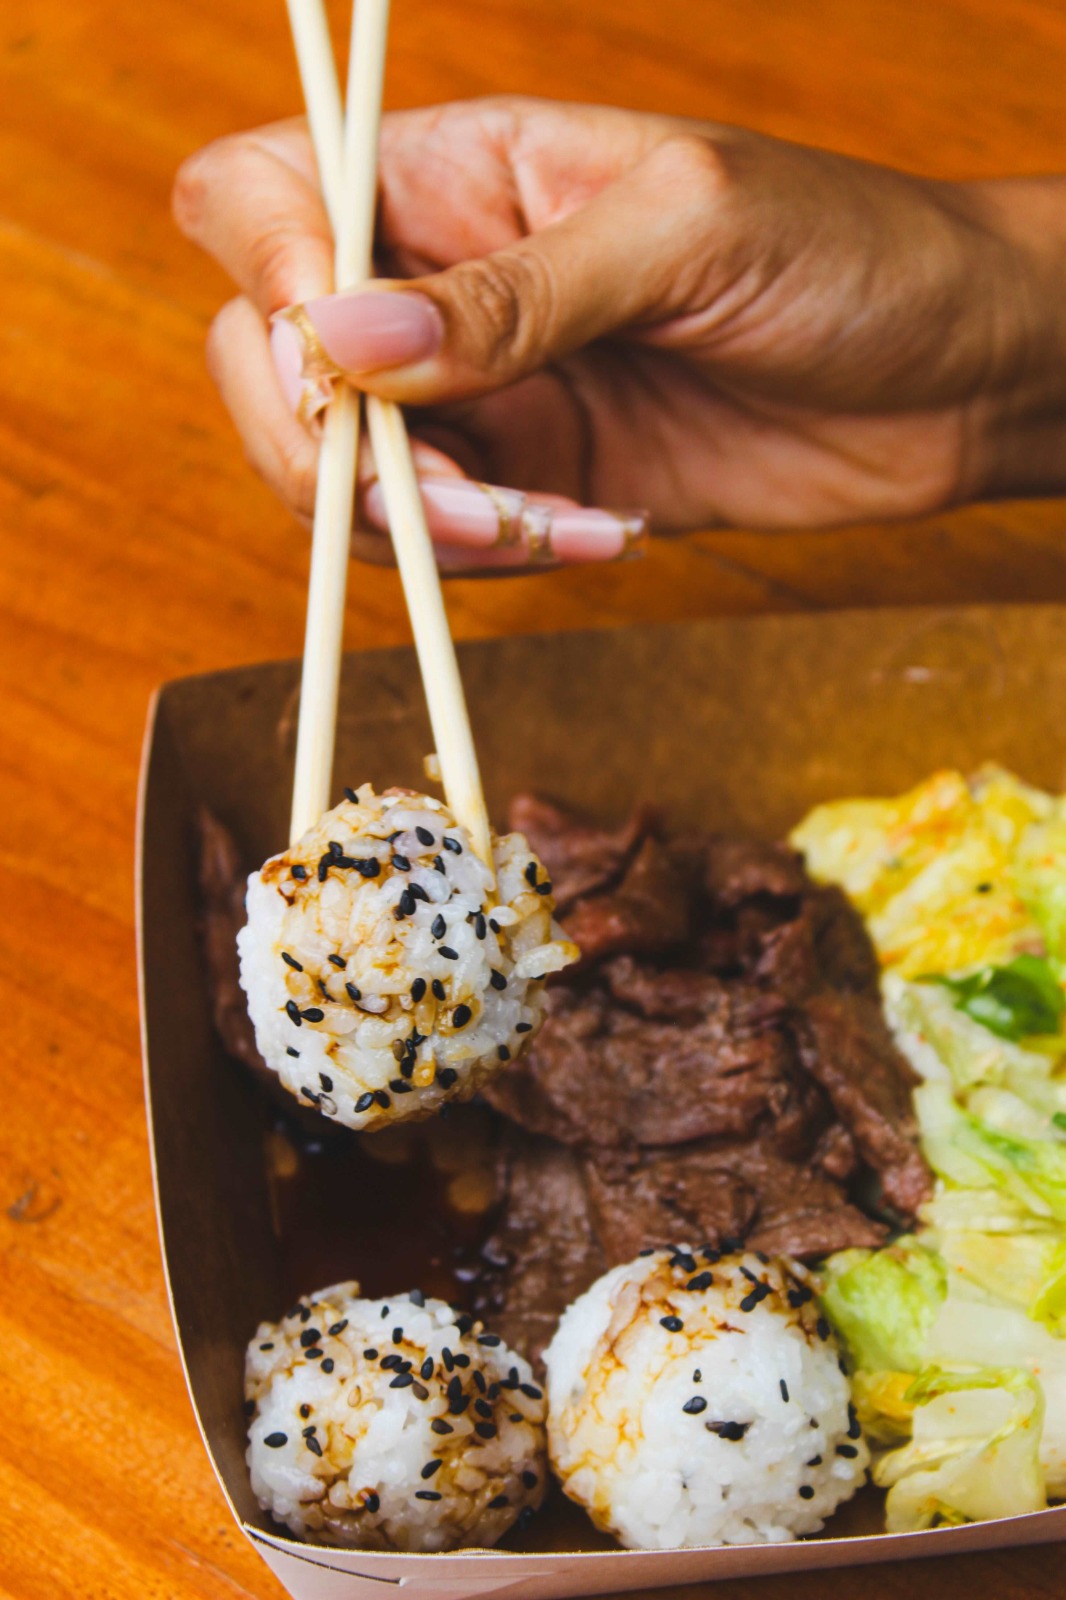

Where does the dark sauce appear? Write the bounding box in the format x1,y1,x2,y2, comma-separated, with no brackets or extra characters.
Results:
263,1101,501,1310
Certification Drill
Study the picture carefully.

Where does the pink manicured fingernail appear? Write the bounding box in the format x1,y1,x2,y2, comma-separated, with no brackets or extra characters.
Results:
365,476,527,549
526,506,650,563
301,290,443,372
270,317,305,411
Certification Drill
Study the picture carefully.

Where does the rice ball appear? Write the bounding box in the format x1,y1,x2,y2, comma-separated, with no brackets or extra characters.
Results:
245,1282,547,1551
544,1247,868,1548
237,786,577,1130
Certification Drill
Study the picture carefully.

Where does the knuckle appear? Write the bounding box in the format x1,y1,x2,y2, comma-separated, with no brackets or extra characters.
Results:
453,249,557,370
649,131,731,209
242,223,309,314
171,134,242,235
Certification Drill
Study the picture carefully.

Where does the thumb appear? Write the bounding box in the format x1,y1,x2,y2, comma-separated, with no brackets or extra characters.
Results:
286,133,727,405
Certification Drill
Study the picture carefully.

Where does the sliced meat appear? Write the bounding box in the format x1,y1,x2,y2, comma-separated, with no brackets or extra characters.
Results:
562,836,695,963
796,991,931,1219
506,793,653,914
473,1134,606,1369
703,835,810,906
582,1146,759,1264
484,968,826,1151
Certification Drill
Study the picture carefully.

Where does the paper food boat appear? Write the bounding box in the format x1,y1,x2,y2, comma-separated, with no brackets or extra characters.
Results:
137,604,1066,1599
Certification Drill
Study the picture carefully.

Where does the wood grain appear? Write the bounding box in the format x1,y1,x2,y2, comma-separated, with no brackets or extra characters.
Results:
2,2,1065,1597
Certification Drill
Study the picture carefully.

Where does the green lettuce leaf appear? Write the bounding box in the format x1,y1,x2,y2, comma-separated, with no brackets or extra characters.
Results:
921,955,1063,1042
915,1081,1066,1221
873,1366,1045,1532
821,1241,945,1374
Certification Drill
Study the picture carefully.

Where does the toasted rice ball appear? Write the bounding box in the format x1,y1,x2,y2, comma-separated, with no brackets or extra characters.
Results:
245,1282,547,1551
544,1248,868,1549
237,787,577,1130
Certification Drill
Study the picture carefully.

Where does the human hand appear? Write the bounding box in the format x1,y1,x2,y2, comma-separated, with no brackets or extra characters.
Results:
174,97,1066,567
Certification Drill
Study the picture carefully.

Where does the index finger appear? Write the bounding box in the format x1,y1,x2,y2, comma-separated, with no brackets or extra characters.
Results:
173,118,335,313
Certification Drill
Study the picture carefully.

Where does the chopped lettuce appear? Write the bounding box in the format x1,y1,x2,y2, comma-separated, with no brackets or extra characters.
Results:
915,1081,1066,1222
873,1367,1045,1531
1015,804,1066,974
821,1242,945,1375
922,955,1064,1043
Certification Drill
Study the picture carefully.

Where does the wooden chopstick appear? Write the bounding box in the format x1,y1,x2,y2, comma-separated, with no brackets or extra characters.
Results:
285,0,493,869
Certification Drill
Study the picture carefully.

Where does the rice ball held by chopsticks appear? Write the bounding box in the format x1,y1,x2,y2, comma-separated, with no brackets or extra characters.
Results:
237,785,578,1129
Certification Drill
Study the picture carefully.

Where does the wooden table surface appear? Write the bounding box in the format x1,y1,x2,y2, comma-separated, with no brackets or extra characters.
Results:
3,1,1066,1597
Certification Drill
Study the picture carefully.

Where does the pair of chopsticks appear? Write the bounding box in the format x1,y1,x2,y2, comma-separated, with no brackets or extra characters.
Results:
286,0,492,868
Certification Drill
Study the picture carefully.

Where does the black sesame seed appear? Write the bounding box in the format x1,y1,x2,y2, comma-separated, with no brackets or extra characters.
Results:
328,1320,348,1336
392,853,411,872
475,1398,493,1419
524,862,539,886
380,1354,402,1371
317,854,331,882
299,1404,312,1418
475,1422,498,1439
721,1235,743,1252
519,1382,542,1400
286,1047,300,1058
363,1492,380,1513
489,1493,509,1509
410,978,427,1004
327,954,346,970
392,1327,404,1344
535,882,552,896
706,1420,750,1442
421,1459,443,1479
453,1353,470,1368
409,1288,426,1307
816,1316,831,1341
683,1396,708,1415
638,1247,656,1257
522,1470,537,1489
298,1306,312,1322
780,1380,790,1402
390,1372,414,1389
300,1328,322,1348
356,858,381,879
442,1349,455,1373
306,1435,323,1457
300,1086,320,1103
449,1394,470,1415
447,1375,462,1398
443,836,462,854
363,1348,378,1360
472,1370,487,1394
328,841,343,857
414,826,434,846
301,1007,324,1023
836,1443,859,1458
477,1333,501,1347
660,1316,684,1333
686,1271,713,1292
420,1358,434,1381
259,1342,274,1352
321,1358,334,1374
515,1021,532,1034
282,952,304,971
431,914,447,939
432,979,447,1001
976,881,993,893
389,1078,413,1094
807,1455,823,1467
509,1412,523,1423
304,1347,323,1360
740,1265,759,1284
474,913,487,940
798,1485,815,1500
398,888,416,918
416,1490,442,1501
355,1092,375,1114
291,864,308,880
437,1066,458,1089
344,787,358,803
693,1369,702,1383
439,946,459,960
489,969,507,991
847,1408,862,1441
504,1367,520,1388
319,1073,333,1091
374,1090,391,1109
739,1292,758,1313
431,1419,453,1435
264,1432,288,1449
285,1000,302,1027
452,1003,472,1028
346,982,362,1003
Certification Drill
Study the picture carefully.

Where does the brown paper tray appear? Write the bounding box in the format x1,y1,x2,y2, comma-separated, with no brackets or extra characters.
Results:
137,604,1066,1599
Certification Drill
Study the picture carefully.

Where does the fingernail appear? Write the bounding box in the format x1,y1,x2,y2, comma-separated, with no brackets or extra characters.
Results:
270,317,306,411
365,476,527,549
300,289,443,372
530,506,650,563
